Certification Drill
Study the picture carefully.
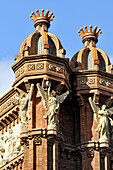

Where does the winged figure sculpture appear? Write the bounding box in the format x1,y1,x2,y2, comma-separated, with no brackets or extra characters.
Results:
89,97,113,142
37,81,69,129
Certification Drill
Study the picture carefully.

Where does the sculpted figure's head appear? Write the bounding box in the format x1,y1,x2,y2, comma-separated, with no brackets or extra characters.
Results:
101,105,106,111
51,90,56,97
20,94,26,99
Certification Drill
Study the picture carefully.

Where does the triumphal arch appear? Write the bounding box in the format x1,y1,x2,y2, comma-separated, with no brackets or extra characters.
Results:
0,9,113,170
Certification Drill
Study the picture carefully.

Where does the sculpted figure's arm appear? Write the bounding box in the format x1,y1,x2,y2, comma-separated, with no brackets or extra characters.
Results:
89,97,100,123
46,81,51,98
37,83,48,110
89,97,100,113
108,117,113,126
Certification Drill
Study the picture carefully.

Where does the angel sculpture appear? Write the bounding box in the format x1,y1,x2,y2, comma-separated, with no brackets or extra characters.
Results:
16,84,34,132
37,81,69,129
89,97,113,143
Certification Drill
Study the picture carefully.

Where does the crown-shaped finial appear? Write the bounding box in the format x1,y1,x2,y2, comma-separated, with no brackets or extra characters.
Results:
30,9,55,28
78,25,102,44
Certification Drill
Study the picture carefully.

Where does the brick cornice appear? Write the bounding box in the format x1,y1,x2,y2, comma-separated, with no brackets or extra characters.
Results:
0,88,16,105
12,54,72,73
73,70,113,80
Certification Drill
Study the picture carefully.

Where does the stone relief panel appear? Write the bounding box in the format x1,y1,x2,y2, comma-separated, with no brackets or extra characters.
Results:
0,123,23,167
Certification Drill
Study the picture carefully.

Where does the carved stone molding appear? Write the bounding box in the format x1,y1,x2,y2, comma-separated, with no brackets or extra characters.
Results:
59,141,113,160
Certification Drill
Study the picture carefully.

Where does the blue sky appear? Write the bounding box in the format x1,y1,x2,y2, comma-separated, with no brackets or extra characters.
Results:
0,0,113,97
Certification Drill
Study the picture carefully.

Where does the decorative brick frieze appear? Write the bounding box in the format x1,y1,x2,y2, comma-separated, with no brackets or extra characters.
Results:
88,78,95,84
15,66,24,78
48,64,56,72
79,78,86,85
99,78,112,88
27,62,45,71
0,94,19,114
79,77,95,85
28,64,35,71
48,63,63,74
37,63,44,70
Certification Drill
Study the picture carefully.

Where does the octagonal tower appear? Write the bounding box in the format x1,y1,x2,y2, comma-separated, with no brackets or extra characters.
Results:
70,26,113,170
11,9,72,170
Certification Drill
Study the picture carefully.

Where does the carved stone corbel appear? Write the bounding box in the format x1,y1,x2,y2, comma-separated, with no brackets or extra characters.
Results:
86,148,94,158
55,82,65,94
20,137,29,147
77,94,84,107
76,150,82,160
100,151,106,159
93,93,100,105
47,134,56,144
67,150,72,160
24,81,31,92
33,135,42,145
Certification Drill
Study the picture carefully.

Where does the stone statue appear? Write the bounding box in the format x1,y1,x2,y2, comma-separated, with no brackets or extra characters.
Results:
37,81,69,129
89,97,113,143
17,84,34,132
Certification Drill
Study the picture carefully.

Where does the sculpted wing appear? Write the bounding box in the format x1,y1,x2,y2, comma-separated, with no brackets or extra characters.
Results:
89,97,100,123
56,91,69,103
37,83,48,110
106,107,113,116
